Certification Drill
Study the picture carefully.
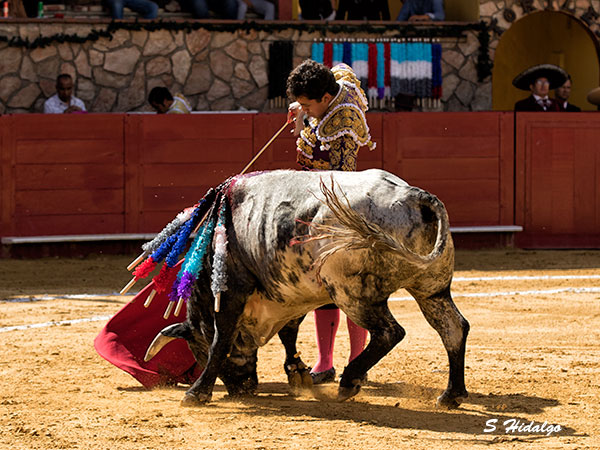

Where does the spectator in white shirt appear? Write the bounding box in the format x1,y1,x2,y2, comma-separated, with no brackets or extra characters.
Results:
43,74,86,114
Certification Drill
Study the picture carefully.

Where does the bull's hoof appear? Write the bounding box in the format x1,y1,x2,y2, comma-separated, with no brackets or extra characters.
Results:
436,390,468,409
181,392,211,406
300,369,313,390
336,384,361,402
287,370,302,396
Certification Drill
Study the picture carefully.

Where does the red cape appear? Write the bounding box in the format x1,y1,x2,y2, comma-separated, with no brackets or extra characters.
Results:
94,261,202,388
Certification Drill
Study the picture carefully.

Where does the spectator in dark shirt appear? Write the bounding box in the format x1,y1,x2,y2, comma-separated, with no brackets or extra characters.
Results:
513,64,567,112
554,75,581,112
396,0,445,22
104,0,158,19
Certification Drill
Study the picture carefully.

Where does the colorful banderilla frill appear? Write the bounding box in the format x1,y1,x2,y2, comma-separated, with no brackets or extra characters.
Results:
131,187,217,293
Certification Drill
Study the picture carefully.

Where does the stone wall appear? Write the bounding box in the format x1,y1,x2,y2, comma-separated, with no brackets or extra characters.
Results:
0,20,495,114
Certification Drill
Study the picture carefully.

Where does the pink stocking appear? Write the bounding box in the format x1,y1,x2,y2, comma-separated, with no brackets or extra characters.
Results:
347,317,368,362
311,308,340,373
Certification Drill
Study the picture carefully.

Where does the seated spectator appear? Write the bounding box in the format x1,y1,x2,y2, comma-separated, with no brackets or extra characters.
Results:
180,0,237,18
103,0,158,19
513,64,567,112
396,0,445,21
237,0,275,20
336,0,389,20
554,75,581,112
43,74,86,114
299,0,335,20
148,87,192,114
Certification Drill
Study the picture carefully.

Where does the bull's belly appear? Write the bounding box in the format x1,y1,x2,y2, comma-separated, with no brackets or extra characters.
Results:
240,286,329,347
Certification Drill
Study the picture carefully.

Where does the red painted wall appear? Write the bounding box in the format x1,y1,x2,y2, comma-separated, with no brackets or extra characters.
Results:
1,112,599,248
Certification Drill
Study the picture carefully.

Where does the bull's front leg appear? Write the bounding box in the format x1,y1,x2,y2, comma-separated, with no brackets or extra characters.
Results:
181,291,247,406
278,316,312,395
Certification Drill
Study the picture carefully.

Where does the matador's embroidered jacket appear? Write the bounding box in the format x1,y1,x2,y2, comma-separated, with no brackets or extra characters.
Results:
296,63,376,171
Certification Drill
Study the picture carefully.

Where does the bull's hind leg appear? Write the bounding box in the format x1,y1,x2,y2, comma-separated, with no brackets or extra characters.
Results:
408,285,469,409
278,316,312,395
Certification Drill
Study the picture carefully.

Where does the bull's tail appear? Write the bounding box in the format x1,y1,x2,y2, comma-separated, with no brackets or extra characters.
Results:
303,177,450,276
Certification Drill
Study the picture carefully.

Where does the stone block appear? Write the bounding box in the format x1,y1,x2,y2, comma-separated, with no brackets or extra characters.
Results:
0,76,21,102
232,79,255,99
210,50,234,81
455,80,476,107
185,29,210,55
21,56,37,82
92,67,129,89
472,82,492,111
206,78,231,101
36,57,59,80
58,45,74,61
39,78,56,97
116,65,146,112
442,50,464,70
74,51,92,78
442,73,460,102
91,87,117,112
211,97,236,111
171,50,192,85
211,32,236,49
234,63,251,81
184,63,211,95
239,86,268,111
458,59,478,83
0,47,22,74
225,40,248,62
8,83,41,109
247,42,263,55
249,55,268,88
89,49,104,67
146,56,171,77
59,63,77,80
131,30,148,48
104,47,141,75
143,29,177,56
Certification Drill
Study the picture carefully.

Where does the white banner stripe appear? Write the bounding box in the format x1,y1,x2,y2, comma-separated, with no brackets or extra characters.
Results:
453,275,600,282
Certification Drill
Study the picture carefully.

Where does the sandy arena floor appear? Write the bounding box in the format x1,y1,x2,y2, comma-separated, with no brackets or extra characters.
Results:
0,249,599,449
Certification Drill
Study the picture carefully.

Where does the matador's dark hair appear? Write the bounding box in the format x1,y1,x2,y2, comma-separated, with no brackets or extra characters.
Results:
286,59,339,100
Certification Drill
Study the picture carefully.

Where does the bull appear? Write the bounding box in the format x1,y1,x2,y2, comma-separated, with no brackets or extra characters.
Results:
145,169,469,408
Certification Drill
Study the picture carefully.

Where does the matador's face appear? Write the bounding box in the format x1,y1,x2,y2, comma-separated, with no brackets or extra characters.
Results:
295,93,333,120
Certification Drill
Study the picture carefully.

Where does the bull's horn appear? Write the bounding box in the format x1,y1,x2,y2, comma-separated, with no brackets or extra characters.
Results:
144,332,177,362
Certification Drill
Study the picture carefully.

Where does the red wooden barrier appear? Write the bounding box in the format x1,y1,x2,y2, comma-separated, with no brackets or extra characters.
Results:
3,112,599,249
1,114,125,237
515,112,600,248
382,112,514,227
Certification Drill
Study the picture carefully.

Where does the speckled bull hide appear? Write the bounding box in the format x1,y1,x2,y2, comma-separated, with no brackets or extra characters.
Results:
147,169,469,408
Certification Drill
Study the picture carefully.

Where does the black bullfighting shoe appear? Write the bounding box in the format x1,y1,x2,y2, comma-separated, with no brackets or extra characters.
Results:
310,367,336,385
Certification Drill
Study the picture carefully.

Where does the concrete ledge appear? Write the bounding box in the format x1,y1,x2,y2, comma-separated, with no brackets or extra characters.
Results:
1,226,523,245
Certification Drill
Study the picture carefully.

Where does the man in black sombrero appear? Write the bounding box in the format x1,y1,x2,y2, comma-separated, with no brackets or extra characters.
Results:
513,64,568,112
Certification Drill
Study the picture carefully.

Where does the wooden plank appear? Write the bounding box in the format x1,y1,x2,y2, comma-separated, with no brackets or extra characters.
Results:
402,158,499,180
528,125,555,231
141,114,254,140
142,163,242,188
0,116,15,237
400,136,500,158
15,164,124,190
498,112,515,225
393,112,501,137
10,214,124,237
572,128,598,233
142,186,212,212
142,139,254,164
12,114,124,140
15,189,124,216
124,115,142,234
550,128,575,234
16,140,123,164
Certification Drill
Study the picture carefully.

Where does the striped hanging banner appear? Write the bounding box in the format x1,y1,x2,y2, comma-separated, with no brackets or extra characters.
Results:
432,42,442,99
376,42,385,100
323,42,333,67
368,42,378,103
343,42,352,66
332,42,344,66
351,42,369,90
311,42,324,64
384,42,391,101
